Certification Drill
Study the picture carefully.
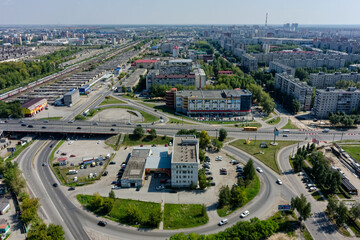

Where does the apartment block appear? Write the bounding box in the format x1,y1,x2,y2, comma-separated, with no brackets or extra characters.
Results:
241,53,258,72
275,73,313,111
269,61,295,76
171,135,200,188
309,72,360,89
313,87,360,118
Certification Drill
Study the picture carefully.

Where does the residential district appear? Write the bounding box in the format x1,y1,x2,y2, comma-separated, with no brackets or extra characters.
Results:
1,23,360,240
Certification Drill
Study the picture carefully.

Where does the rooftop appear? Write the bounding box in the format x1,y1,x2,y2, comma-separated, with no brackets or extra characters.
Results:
143,147,171,169
155,74,195,79
21,98,47,109
176,89,252,99
172,135,199,163
122,149,150,180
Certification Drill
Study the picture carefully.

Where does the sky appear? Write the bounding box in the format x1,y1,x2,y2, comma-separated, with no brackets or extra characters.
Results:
0,0,359,25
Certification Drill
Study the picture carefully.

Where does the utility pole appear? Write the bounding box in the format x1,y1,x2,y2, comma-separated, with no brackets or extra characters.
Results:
273,127,278,145
340,132,344,143
332,133,336,142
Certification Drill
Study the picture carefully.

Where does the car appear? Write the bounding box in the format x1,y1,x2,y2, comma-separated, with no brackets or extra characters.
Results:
42,126,47,129
50,144,53,148
98,221,107,227
236,168,244,172
203,165,210,169
77,127,82,129
93,122,99,125
160,179,167,184
42,162,46,166
103,171,108,176
218,219,228,226
61,152,67,156
205,171,212,175
137,124,142,127
111,181,118,185
276,179,283,185
210,182,216,186
207,177,213,180
205,156,210,161
110,128,115,131
68,121,73,123
112,185,121,189
70,154,76,157
112,124,117,126
256,167,263,173
283,134,288,137
68,187,75,191
230,159,239,165
215,156,222,161
44,120,49,123
146,129,151,132
28,125,33,128
156,185,165,191
240,210,250,218
19,120,24,123
53,183,58,187
159,116,163,119
127,122,131,125
309,187,318,192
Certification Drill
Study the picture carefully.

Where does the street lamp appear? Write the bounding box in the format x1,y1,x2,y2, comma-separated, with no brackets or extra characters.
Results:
215,128,218,139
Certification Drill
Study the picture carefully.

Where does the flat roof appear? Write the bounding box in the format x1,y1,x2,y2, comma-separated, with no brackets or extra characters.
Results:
172,135,198,163
176,89,252,99
155,74,195,79
21,98,47,109
122,149,150,180
143,147,171,169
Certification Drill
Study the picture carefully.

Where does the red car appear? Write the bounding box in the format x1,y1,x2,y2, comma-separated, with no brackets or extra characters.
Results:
70,154,76,157
147,129,151,132
61,153,67,156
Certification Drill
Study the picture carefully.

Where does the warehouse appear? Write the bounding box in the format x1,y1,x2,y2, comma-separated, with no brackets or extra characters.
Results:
121,148,149,188
63,89,80,107
79,85,90,95
22,98,48,117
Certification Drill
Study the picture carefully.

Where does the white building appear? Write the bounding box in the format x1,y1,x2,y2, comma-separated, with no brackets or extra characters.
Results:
313,87,360,118
309,72,360,89
275,73,313,111
269,61,295,76
171,135,199,188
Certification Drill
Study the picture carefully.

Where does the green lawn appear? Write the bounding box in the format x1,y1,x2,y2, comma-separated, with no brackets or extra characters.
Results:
77,195,161,228
341,145,360,163
230,140,298,174
122,134,172,147
163,204,208,229
168,117,193,125
105,134,122,150
217,174,260,217
267,117,281,125
99,96,126,105
282,119,299,129
36,116,63,121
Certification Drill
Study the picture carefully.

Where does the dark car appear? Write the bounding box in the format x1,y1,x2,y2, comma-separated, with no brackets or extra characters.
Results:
53,183,58,187
109,161,116,165
42,126,47,129
98,221,107,227
68,187,75,191
110,128,115,131
28,125,33,128
111,181,118,185
77,127,82,129
207,177,213,180
21,123,27,127
102,171,108,176
112,124,117,126
210,182,216,186
205,156,210,161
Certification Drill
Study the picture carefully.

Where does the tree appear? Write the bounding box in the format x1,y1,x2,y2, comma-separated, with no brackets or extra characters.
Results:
335,201,348,226
3,161,26,194
125,204,142,224
243,159,256,180
46,223,66,240
218,185,231,208
212,138,223,151
88,192,103,211
133,126,144,140
218,129,227,142
230,185,247,208
295,68,309,81
101,198,114,215
327,197,338,216
198,169,207,190
291,99,301,114
199,149,205,163
199,130,210,150
122,85,127,93
109,190,115,199
293,154,304,173
20,197,40,226
291,194,312,226
351,202,360,220
149,129,157,139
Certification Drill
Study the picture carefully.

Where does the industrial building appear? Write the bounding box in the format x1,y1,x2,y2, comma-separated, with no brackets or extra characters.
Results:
166,89,252,117
63,89,80,107
171,135,200,188
120,69,147,92
22,98,48,117
312,87,360,118
275,73,313,111
121,148,150,188
79,85,90,95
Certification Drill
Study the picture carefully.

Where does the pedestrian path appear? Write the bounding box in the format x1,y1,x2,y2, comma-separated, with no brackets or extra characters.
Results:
159,199,165,230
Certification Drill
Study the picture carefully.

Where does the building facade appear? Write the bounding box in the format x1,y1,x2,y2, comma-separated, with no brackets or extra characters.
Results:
313,87,360,118
121,148,149,188
63,89,80,107
309,72,360,89
167,89,252,117
241,53,258,72
171,135,199,188
269,61,295,76
275,73,313,111
22,98,48,117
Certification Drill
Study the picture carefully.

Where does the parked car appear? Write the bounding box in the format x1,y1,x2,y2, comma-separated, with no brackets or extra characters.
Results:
28,125,33,128
110,128,115,131
112,124,117,126
53,183,58,187
156,185,165,191
109,161,116,165
210,182,216,186
240,210,250,218
21,123,27,127
205,156,210,161
205,172,212,175
77,127,82,129
42,126,47,129
203,164,210,169
112,185,121,189
276,179,283,185
70,154,76,157
207,177,213,180
218,219,228,226
61,152,67,156
160,179,167,184
93,122,99,125
68,187,75,191
215,156,223,161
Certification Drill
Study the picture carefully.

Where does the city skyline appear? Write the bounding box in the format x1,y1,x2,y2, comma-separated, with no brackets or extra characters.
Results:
0,0,359,25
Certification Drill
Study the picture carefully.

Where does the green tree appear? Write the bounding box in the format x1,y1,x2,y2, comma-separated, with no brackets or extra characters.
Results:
199,149,205,163
149,129,157,139
88,192,104,211
20,197,40,226
109,190,115,199
243,159,256,180
327,197,338,216
211,138,223,151
295,68,309,81
291,194,312,226
335,201,348,226
101,198,114,215
230,185,247,208
199,130,210,150
147,208,162,228
122,85,127,93
3,161,26,195
350,201,360,220
125,204,142,224
46,223,66,240
218,185,231,208
198,169,207,190
293,154,304,173
133,126,144,139
218,128,227,142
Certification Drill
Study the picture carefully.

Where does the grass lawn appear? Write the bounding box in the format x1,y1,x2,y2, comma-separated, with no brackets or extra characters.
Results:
77,195,161,228
340,145,360,163
163,204,208,229
269,211,298,237
230,140,298,174
36,116,63,121
267,117,281,125
105,134,122,150
122,134,172,147
217,174,260,217
5,140,34,161
282,119,299,129
168,117,193,125
99,96,126,105
231,122,262,128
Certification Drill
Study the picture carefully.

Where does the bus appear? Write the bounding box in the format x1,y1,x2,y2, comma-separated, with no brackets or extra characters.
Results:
244,127,258,131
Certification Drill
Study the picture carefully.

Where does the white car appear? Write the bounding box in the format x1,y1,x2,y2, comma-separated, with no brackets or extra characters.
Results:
276,179,283,185
240,210,250,218
218,219,228,226
256,167,263,173
215,156,223,161
112,185,121,189
156,185,165,191
309,187,318,192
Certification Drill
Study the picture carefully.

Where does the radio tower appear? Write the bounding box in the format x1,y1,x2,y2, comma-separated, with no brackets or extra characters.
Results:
265,13,268,27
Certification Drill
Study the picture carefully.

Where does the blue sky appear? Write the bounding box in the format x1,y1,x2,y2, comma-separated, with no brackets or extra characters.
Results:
0,0,359,25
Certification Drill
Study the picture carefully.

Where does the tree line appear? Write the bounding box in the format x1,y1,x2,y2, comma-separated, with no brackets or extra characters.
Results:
0,100,23,118
327,197,360,230
273,89,301,114
329,112,360,127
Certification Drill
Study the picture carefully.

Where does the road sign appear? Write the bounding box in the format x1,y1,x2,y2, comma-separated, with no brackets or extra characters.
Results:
7,147,16,152
278,205,291,211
